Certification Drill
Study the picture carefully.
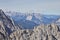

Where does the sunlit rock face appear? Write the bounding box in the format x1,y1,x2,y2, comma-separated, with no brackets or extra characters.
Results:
9,29,33,40
0,9,60,40
31,23,60,40
8,23,60,40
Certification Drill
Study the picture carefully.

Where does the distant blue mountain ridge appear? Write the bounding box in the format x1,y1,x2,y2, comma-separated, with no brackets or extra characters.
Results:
5,12,60,29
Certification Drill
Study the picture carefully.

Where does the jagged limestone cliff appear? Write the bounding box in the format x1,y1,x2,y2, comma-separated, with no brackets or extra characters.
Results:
0,9,60,40
8,23,60,40
0,9,19,40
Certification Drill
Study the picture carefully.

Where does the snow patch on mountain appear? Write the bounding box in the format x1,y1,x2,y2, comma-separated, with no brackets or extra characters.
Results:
26,16,32,21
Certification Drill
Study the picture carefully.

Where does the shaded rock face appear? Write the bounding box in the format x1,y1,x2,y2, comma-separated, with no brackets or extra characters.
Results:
0,9,19,40
0,9,60,40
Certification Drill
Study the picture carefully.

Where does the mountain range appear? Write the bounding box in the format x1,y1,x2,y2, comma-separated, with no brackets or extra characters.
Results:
5,11,60,29
0,9,60,40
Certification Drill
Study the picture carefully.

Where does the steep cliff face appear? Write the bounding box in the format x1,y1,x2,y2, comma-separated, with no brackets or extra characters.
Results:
0,9,60,40
0,9,19,40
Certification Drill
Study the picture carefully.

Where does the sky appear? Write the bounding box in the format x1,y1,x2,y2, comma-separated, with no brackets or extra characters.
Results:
0,0,60,15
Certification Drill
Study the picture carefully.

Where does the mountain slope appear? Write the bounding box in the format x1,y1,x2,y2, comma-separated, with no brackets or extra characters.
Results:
0,10,60,40
0,9,20,40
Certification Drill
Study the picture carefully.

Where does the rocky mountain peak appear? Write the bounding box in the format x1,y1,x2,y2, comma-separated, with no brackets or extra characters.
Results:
0,9,3,13
0,9,6,18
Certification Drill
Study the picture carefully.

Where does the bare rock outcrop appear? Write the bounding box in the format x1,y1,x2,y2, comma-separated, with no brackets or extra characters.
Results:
8,23,60,40
31,23,60,40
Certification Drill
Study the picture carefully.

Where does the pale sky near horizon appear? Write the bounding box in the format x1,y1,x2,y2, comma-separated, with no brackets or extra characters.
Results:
0,0,60,15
